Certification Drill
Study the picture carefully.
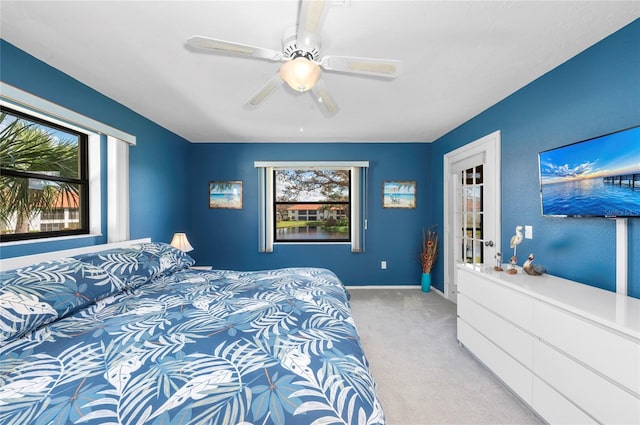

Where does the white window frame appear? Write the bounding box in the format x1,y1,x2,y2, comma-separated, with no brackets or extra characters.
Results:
255,161,369,253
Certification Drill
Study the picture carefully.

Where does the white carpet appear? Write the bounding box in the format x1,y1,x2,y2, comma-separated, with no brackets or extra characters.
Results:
348,288,544,425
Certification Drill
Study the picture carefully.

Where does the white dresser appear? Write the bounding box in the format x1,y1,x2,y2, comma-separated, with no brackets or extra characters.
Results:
457,264,640,424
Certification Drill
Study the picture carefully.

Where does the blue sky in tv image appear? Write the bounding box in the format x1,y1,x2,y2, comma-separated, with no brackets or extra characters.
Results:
539,125,640,217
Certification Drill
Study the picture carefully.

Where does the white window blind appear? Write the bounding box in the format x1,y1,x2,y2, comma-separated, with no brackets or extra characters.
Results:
107,136,130,242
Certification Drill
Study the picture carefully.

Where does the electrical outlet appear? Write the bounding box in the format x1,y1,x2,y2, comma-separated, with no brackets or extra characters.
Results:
381,261,387,270
525,225,533,239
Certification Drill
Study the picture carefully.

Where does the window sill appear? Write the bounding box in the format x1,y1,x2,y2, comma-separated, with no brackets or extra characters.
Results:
274,241,352,246
0,233,103,247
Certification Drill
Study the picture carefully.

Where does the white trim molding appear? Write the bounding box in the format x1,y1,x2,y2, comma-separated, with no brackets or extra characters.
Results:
616,218,628,296
254,161,370,169
1,82,136,145
443,130,501,303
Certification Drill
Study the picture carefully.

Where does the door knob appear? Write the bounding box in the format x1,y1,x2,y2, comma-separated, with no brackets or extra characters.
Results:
484,240,494,247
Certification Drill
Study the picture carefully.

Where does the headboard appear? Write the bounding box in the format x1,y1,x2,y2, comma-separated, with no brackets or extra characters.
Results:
0,238,152,271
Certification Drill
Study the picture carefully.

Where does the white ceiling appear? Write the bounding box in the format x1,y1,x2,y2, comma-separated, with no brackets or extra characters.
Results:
1,1,638,143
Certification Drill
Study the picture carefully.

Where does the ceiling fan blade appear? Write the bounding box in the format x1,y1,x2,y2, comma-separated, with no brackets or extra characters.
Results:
245,73,284,108
320,55,403,78
187,35,283,61
311,79,339,116
297,0,330,50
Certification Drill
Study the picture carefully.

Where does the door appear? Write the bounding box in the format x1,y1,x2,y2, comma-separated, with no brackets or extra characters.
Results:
443,131,501,303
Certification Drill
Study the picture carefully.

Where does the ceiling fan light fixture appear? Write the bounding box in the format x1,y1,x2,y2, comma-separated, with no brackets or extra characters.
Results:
279,55,320,92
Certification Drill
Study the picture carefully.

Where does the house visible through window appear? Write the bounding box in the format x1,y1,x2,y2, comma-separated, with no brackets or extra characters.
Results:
0,106,89,242
274,169,350,242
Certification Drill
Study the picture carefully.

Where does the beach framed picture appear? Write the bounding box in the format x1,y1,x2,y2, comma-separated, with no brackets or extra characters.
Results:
383,180,416,209
209,181,243,209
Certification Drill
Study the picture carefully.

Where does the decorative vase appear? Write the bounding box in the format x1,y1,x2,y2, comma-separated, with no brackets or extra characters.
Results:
421,272,431,293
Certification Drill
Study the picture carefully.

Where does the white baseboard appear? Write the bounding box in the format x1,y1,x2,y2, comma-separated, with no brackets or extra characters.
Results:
348,285,418,289
430,286,446,297
348,285,447,298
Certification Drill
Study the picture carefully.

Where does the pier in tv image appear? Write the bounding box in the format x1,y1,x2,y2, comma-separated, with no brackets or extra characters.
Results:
538,125,640,218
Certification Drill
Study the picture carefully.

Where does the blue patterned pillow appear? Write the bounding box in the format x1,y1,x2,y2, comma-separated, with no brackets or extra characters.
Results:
74,242,195,290
141,241,196,272
0,257,125,344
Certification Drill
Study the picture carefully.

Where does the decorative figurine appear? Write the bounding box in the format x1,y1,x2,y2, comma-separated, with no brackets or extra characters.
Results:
494,252,504,271
523,253,546,276
507,225,523,274
507,255,518,274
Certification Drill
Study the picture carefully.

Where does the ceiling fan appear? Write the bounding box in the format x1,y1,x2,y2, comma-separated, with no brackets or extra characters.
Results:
186,0,403,116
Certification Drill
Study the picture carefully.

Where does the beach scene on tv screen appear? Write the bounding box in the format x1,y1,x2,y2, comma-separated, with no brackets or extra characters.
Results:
539,126,640,217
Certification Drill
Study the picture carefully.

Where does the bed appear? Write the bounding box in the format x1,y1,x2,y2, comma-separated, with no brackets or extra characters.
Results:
0,241,384,425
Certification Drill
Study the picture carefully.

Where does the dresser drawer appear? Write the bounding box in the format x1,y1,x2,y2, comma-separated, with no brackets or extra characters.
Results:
532,376,597,425
458,268,534,333
534,340,640,424
458,293,533,369
458,319,533,403
534,301,640,394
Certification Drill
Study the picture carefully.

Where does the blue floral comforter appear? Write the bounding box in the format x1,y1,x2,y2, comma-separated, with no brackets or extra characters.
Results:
0,243,383,424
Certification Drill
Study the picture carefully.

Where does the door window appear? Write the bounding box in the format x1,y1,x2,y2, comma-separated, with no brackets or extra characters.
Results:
457,165,484,264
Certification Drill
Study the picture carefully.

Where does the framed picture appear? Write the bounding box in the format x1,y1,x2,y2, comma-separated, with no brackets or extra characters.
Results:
209,181,242,209
383,180,416,208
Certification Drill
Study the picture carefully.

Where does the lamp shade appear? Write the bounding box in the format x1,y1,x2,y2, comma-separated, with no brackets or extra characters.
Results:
170,232,194,252
279,56,321,92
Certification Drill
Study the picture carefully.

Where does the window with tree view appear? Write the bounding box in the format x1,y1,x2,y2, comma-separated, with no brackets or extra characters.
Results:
274,169,350,242
0,106,88,242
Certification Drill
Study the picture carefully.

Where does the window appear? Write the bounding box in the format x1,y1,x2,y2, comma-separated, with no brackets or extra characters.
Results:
255,161,368,252
1,82,136,247
458,165,484,264
40,223,63,232
0,106,89,242
41,209,66,221
274,169,350,242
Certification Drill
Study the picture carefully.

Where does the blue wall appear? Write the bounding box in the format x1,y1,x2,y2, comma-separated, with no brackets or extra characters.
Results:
3,18,639,298
0,40,192,257
430,19,640,298
188,143,432,286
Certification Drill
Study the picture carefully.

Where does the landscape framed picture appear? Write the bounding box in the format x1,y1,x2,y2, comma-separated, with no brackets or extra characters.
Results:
209,181,243,209
383,180,416,208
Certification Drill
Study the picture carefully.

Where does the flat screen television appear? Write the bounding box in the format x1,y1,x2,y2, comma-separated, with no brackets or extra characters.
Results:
538,125,640,217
